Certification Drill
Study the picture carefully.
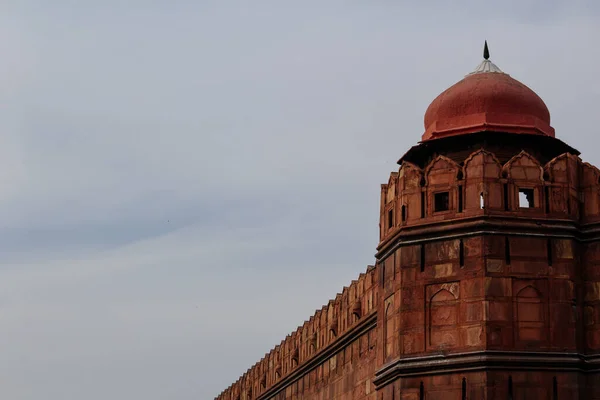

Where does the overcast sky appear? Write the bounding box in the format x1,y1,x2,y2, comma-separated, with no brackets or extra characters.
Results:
1,1,599,399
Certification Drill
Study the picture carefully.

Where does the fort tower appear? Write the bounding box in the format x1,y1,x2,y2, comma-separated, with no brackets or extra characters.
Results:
216,43,600,399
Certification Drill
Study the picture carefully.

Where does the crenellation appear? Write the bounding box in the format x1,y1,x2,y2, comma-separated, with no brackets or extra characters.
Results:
215,261,382,399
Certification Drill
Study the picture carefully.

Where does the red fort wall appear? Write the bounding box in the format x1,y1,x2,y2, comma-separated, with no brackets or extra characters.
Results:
215,266,380,400
216,147,600,399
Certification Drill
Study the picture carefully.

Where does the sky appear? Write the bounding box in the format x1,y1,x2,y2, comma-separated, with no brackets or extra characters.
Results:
1,1,599,399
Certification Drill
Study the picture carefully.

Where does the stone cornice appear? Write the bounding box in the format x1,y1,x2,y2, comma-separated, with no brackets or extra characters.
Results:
373,351,600,389
255,312,377,400
376,215,600,261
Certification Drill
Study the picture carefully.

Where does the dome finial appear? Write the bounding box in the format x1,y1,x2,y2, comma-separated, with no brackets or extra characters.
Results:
483,40,490,60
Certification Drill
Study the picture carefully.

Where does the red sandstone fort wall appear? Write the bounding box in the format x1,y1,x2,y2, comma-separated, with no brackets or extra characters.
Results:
217,148,600,399
215,266,380,400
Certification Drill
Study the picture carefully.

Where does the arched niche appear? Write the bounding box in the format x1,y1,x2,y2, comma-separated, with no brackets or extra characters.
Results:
463,149,503,210
544,153,579,184
424,155,461,215
515,286,544,341
544,153,581,217
581,163,600,221
503,151,544,181
424,155,461,187
427,284,460,349
398,161,424,223
503,151,544,210
512,281,547,345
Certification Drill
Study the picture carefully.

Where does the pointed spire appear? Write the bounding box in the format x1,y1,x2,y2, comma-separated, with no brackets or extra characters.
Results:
467,41,504,76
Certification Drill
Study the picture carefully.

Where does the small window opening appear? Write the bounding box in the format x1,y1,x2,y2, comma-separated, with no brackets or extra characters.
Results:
480,192,485,209
388,209,394,230
421,192,426,218
434,192,450,212
458,185,463,212
419,381,424,400
462,377,467,400
518,188,534,208
505,237,511,265
547,238,553,266
420,244,425,272
553,376,558,400
504,183,509,211
401,205,406,222
459,239,465,267
545,186,550,214
508,376,513,400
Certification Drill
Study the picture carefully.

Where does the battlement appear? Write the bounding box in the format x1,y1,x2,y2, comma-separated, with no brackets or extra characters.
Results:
378,147,600,250
215,265,379,400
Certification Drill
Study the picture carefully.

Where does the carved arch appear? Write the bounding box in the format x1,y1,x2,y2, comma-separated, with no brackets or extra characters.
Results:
463,149,502,179
516,285,542,299
424,155,461,184
309,331,317,353
503,151,544,181
352,300,362,321
544,153,581,183
544,153,568,183
329,316,338,339
430,288,457,302
291,348,299,367
582,162,600,186
385,301,393,316
399,161,423,175
398,161,424,190
515,284,544,342
329,327,337,339
428,288,459,348
580,162,600,220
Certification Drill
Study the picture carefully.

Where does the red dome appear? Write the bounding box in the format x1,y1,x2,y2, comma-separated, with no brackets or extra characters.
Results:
422,68,554,141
